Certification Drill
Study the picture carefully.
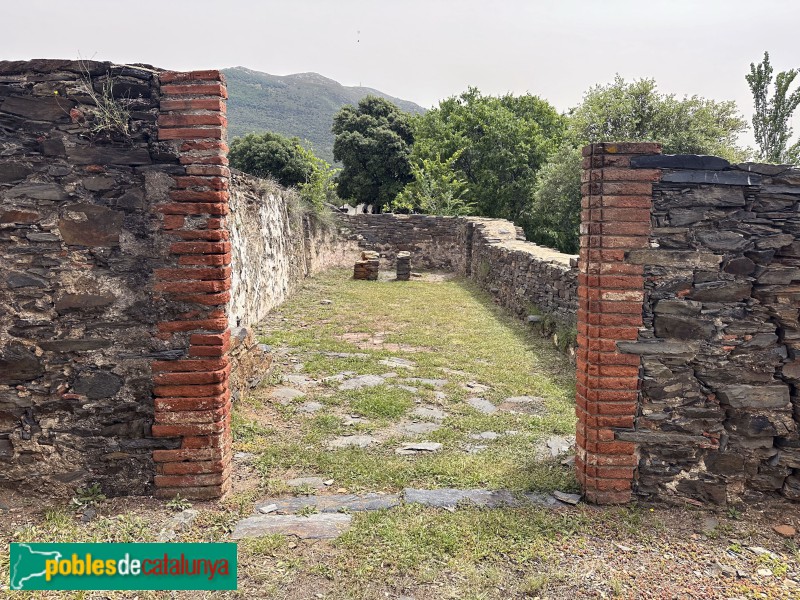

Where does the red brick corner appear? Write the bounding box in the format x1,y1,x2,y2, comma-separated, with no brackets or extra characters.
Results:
575,142,662,504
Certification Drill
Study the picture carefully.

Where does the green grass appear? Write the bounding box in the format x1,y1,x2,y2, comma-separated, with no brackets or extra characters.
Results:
244,269,577,494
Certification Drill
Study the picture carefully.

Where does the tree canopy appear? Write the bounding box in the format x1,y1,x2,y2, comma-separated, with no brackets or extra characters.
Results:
746,51,800,164
410,88,565,224
332,96,414,210
228,131,316,188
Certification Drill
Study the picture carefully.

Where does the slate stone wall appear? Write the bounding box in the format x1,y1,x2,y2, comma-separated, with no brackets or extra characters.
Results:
624,155,800,504
0,59,174,496
577,142,800,504
338,213,579,326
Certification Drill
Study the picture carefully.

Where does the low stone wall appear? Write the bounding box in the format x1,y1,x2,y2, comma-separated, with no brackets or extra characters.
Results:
338,214,579,327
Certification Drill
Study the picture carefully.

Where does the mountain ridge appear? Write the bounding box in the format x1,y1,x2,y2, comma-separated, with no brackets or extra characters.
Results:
224,66,426,163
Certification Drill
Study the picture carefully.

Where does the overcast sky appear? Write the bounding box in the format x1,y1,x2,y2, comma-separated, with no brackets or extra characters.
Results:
4,0,799,147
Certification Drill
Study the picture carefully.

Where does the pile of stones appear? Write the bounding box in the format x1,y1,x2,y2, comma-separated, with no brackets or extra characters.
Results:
396,251,411,281
353,251,379,280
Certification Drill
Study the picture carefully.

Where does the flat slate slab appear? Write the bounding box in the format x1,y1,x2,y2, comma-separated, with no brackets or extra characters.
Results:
399,421,441,436
255,493,400,515
327,435,376,449
411,405,448,421
339,374,385,390
231,513,352,540
287,477,326,489
466,397,497,414
403,488,565,509
403,488,518,509
271,387,306,404
403,377,448,388
498,396,546,415
379,357,416,369
296,401,324,414
282,374,317,388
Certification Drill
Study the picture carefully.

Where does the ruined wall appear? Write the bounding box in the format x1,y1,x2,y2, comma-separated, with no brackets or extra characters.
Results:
0,60,173,496
338,214,579,325
577,142,800,504
0,61,236,500
228,172,357,328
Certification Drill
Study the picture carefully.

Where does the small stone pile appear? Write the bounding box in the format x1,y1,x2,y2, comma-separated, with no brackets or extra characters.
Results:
396,251,411,281
353,251,379,280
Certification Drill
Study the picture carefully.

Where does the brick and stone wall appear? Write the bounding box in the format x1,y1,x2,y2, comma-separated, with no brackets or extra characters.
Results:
577,142,800,504
0,60,236,500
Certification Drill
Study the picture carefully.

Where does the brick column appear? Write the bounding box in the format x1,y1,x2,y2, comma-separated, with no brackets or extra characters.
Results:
575,142,661,504
150,71,232,500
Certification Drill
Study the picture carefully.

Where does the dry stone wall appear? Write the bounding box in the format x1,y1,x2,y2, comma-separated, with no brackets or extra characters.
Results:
577,142,800,505
0,60,174,496
228,172,356,328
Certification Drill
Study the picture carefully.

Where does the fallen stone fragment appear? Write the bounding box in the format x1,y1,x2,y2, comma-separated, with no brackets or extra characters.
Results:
464,444,487,453
546,435,574,457
287,477,326,489
339,374,385,390
395,442,442,455
231,513,352,540
258,504,278,514
320,299,333,305
772,524,796,537
157,509,198,542
327,435,375,449
233,452,255,461
343,416,369,426
255,493,401,515
462,381,490,393
552,491,581,505
466,397,497,414
271,387,306,404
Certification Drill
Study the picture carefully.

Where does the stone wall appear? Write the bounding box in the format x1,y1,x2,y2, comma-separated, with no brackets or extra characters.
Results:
338,214,579,325
0,60,171,496
228,172,357,328
577,142,800,504
0,60,237,500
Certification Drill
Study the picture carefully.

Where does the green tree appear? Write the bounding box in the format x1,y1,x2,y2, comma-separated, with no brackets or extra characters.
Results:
528,143,582,254
332,96,414,210
411,88,565,224
392,150,474,216
228,131,315,187
297,145,340,212
569,75,748,161
530,76,750,253
746,51,800,164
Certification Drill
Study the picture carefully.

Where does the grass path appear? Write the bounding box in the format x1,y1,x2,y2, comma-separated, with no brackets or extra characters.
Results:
237,269,577,495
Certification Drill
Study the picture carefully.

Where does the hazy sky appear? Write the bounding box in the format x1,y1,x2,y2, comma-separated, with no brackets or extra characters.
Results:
4,0,800,146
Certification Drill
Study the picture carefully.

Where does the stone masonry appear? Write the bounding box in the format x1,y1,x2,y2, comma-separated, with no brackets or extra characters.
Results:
578,142,800,504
